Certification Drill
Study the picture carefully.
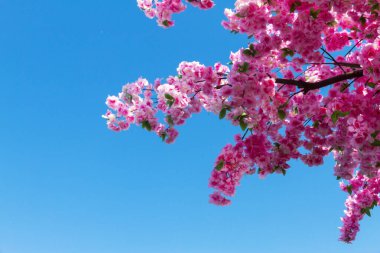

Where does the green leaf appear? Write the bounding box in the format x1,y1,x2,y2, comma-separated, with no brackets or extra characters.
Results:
166,100,174,107
313,120,320,128
372,2,380,11
359,16,366,26
166,115,174,126
310,8,321,19
290,1,301,12
160,132,167,141
235,112,247,120
235,12,245,18
371,131,379,138
371,2,379,16
272,166,278,173
331,110,350,124
239,118,248,131
371,139,380,147
350,26,360,32
278,109,286,120
236,113,248,131
162,20,170,27
165,93,175,107
125,93,133,103
367,82,376,88
215,160,224,171
281,169,286,176
145,121,152,131
281,48,294,58
164,93,174,100
141,120,152,131
347,185,353,195
242,47,257,57
238,62,250,73
219,108,227,119
327,20,337,27
177,74,183,79
336,176,342,180
242,49,252,56
361,208,371,217
279,103,288,109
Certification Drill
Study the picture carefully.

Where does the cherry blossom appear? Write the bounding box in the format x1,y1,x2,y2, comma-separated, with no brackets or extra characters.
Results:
105,0,380,243
136,0,214,27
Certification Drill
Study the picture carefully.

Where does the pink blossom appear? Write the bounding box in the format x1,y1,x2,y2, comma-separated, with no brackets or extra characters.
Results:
209,192,231,206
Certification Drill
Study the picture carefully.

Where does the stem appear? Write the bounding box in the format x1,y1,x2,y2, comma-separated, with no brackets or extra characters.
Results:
345,39,363,57
286,90,303,103
242,128,250,140
190,89,202,99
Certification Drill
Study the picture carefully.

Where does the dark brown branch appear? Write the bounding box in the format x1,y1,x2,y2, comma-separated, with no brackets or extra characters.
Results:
275,69,363,92
306,62,361,69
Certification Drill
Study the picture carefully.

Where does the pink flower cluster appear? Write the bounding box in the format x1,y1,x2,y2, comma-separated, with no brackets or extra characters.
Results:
186,0,214,9
357,41,380,82
209,135,254,204
104,62,229,143
106,0,380,243
136,0,214,27
339,172,380,242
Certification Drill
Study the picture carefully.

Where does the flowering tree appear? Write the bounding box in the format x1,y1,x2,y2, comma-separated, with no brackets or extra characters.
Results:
104,0,380,243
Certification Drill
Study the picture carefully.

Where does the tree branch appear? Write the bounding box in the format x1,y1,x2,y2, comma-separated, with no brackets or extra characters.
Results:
306,62,361,69
275,69,363,92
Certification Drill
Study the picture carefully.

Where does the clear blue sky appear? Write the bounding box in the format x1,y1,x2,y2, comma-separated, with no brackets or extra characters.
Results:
0,1,378,253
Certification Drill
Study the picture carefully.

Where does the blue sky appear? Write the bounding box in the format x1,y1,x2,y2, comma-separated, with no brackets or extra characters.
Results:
0,1,378,253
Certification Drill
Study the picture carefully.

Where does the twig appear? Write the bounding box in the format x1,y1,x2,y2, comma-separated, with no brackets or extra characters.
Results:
190,89,201,99
242,128,250,140
286,90,303,104
345,39,363,57
321,47,346,73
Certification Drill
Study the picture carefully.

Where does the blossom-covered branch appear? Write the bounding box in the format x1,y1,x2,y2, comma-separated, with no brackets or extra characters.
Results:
105,0,380,243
